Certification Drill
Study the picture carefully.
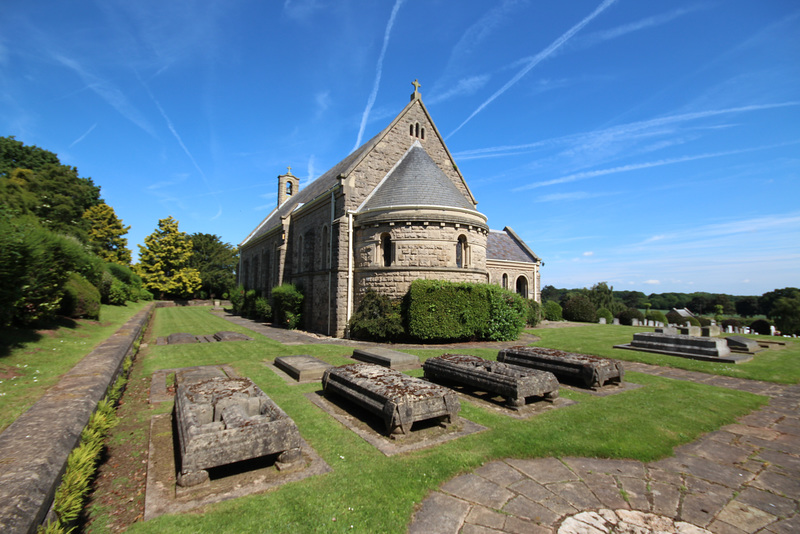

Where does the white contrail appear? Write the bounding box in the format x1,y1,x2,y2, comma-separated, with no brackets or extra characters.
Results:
69,123,97,147
448,0,618,139
514,140,800,191
353,0,404,151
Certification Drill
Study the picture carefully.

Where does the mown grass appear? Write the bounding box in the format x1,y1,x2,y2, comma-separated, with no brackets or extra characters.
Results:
524,323,800,384
0,301,149,432
120,307,767,533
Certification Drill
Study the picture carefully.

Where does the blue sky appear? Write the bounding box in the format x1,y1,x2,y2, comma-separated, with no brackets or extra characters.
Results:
2,0,798,296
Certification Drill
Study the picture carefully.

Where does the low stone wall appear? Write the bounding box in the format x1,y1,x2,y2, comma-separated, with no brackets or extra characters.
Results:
0,303,154,534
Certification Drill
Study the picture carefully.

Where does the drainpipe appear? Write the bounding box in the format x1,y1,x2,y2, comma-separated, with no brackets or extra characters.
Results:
346,210,354,337
328,191,334,336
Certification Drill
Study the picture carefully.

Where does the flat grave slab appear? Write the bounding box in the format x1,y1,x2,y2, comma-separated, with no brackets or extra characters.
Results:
497,346,624,389
174,373,303,487
423,354,559,409
351,347,420,370
157,331,253,345
726,335,763,354
615,332,752,363
150,365,239,403
322,363,458,437
273,355,334,383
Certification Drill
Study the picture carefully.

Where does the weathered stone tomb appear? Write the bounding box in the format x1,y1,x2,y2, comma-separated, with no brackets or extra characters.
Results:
615,331,752,363
423,353,559,408
497,346,624,389
351,347,420,370
322,363,459,437
274,355,334,382
174,370,303,487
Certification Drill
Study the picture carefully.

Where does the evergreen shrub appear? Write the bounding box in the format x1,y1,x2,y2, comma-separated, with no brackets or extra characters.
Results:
242,289,258,318
230,285,245,314
59,273,101,320
254,297,272,321
617,307,645,326
697,316,711,327
107,278,128,305
722,318,742,330
349,290,404,341
646,310,668,325
749,318,772,335
272,284,304,329
596,307,613,323
543,300,562,321
527,300,542,327
562,294,596,323
687,316,701,327
405,280,525,342
665,310,683,325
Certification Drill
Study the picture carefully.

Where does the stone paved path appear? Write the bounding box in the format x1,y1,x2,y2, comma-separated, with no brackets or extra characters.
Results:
408,372,800,534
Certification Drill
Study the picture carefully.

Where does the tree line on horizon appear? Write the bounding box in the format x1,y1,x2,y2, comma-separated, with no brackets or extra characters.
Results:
540,283,800,335
0,136,238,326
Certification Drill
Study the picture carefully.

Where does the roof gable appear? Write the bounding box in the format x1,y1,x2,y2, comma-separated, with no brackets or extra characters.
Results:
359,142,477,213
487,227,540,263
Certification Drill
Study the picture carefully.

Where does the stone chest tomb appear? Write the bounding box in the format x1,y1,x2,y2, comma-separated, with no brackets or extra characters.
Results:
497,346,624,389
174,370,302,487
423,354,559,408
322,363,459,437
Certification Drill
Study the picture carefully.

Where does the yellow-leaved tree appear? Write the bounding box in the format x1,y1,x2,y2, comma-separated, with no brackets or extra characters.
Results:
136,216,201,298
82,203,132,265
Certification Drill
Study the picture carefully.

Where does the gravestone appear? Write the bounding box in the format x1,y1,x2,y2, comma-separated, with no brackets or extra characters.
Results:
598,317,607,324
351,347,420,370
678,326,701,337
656,326,678,335
726,335,761,354
631,319,640,326
274,355,334,382
612,318,620,325
615,332,751,363
701,325,721,337
213,331,252,342
174,372,303,487
497,346,624,389
322,363,459,437
423,354,558,408
167,333,198,345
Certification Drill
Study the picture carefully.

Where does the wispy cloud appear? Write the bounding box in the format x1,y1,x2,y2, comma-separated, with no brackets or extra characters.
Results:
515,140,800,190
283,0,324,21
353,0,404,151
448,0,618,138
54,54,156,137
426,75,491,106
69,123,97,147
580,5,704,46
534,190,619,203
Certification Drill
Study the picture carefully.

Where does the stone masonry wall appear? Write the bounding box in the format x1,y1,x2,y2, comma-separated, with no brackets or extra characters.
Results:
486,259,541,302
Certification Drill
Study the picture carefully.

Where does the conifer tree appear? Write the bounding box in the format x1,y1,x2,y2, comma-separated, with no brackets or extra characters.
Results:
83,203,132,265
136,216,201,298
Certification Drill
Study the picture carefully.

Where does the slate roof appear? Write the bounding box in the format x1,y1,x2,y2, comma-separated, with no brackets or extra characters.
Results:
359,142,477,213
487,227,540,263
240,124,389,246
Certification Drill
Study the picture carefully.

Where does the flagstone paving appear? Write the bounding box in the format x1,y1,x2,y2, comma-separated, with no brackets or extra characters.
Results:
409,375,800,534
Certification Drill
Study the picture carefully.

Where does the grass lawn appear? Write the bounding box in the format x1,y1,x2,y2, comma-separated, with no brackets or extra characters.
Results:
104,307,768,533
525,323,800,384
0,301,149,432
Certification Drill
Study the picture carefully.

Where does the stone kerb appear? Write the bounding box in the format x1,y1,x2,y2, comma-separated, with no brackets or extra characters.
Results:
0,303,154,534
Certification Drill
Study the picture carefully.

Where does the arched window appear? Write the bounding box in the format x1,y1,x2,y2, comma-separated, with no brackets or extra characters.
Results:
516,276,529,299
456,235,467,268
502,273,508,289
421,127,425,140
415,123,420,138
286,181,293,196
409,124,414,136
381,233,392,267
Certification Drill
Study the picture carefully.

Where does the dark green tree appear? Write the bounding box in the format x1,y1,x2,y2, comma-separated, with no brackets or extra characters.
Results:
735,296,760,317
0,136,60,176
562,294,596,323
760,288,800,318
188,233,239,298
588,281,614,311
771,296,800,335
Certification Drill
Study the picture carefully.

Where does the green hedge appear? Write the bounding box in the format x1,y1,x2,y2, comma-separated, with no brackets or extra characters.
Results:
272,283,304,329
349,290,404,341
59,273,101,320
406,280,525,342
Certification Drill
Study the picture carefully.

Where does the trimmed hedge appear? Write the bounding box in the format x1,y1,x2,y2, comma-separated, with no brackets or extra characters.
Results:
406,280,526,342
272,283,304,329
59,273,101,320
349,290,404,341
562,294,596,323
749,318,772,335
617,307,644,326
596,307,613,323
543,300,562,321
527,300,542,327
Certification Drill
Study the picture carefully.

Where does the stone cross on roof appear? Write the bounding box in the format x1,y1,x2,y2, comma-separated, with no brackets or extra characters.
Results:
411,79,421,101
286,166,292,176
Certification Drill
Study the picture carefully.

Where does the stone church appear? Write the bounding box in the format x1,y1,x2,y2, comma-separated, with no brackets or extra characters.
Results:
239,82,541,337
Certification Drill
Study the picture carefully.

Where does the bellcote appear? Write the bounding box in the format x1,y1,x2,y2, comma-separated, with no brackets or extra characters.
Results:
277,167,299,207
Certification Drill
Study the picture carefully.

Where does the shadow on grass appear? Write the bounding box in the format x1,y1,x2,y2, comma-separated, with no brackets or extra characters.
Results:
0,316,78,358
